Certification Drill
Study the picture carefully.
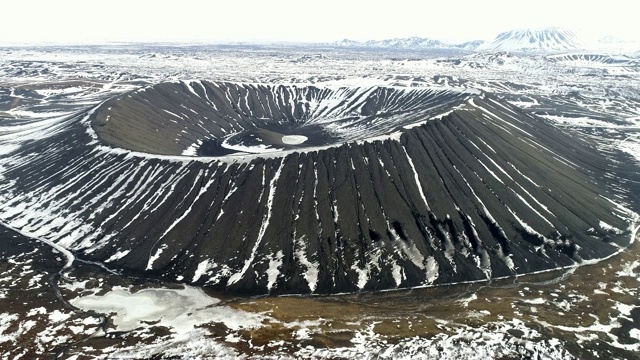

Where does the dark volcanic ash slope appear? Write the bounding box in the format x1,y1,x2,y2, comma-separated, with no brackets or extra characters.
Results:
0,81,636,295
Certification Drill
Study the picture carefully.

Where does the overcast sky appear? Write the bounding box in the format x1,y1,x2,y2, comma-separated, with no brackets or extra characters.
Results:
2,0,636,44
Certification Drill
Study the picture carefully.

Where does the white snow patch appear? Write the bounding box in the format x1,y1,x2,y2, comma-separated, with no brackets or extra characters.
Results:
522,298,546,305
600,220,623,234
0,144,21,156
27,307,47,317
281,135,308,144
146,244,168,270
105,249,130,263
48,310,70,323
425,256,439,284
0,313,18,343
352,264,370,290
616,260,640,279
391,263,403,287
457,293,478,307
181,139,202,156
295,236,319,292
266,251,284,291
192,259,212,283
70,286,265,333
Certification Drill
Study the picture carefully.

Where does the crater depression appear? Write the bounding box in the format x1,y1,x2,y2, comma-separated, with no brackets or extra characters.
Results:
0,80,635,295
92,81,469,157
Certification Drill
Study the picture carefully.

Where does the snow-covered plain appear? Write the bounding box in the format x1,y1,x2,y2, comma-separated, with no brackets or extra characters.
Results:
1,43,640,359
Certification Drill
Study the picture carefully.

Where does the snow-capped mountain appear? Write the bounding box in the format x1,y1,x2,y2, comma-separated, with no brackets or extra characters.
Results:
334,38,362,47
333,37,445,48
457,40,486,51
365,37,445,48
331,37,484,50
480,28,585,52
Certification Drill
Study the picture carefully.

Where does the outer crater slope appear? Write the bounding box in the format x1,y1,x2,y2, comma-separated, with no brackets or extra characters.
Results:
0,81,635,295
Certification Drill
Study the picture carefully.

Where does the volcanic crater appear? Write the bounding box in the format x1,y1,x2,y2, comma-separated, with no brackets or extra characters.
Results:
0,80,634,296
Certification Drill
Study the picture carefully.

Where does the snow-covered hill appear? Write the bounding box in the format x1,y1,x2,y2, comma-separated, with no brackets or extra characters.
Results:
480,28,584,53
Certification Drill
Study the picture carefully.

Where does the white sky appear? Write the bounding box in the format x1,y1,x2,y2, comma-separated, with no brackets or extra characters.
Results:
2,0,637,44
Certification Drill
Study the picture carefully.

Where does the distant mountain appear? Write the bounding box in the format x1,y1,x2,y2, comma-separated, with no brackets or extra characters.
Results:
333,39,362,47
480,28,584,52
364,37,445,48
331,37,484,50
594,36,640,53
457,40,486,51
599,36,629,44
